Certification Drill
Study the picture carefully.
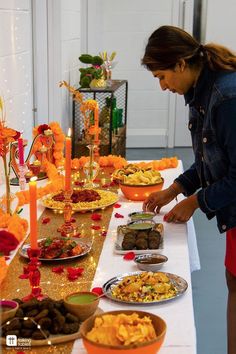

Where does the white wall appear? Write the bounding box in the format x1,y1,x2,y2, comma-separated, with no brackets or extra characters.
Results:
0,0,33,150
203,0,236,50
60,0,82,132
87,0,193,148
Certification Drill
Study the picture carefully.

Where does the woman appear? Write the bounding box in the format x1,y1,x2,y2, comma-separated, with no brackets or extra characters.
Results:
142,25,236,354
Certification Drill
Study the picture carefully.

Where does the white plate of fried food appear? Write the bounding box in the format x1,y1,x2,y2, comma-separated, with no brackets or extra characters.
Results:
102,271,188,304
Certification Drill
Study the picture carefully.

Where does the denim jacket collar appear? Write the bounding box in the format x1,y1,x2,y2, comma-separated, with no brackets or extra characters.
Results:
184,66,217,111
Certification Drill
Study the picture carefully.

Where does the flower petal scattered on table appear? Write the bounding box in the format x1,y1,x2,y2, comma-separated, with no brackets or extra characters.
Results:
92,287,103,296
52,266,64,274
42,217,51,224
113,203,121,208
66,267,84,281
91,225,101,230
114,212,124,218
100,230,107,237
91,213,102,221
123,252,135,260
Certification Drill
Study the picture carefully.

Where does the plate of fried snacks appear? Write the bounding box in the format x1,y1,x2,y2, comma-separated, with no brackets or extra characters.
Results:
41,189,118,212
102,271,188,304
20,237,92,261
112,164,163,185
0,297,102,346
114,222,164,254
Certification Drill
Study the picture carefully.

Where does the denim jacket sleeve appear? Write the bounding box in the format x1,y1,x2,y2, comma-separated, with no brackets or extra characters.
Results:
197,97,236,214
174,162,201,196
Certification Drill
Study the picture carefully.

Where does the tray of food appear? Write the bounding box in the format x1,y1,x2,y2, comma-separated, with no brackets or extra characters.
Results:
20,237,92,261
41,189,118,212
114,221,164,254
0,297,102,346
102,271,188,305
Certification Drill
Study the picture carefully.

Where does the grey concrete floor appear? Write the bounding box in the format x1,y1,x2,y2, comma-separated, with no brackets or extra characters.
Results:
126,147,227,354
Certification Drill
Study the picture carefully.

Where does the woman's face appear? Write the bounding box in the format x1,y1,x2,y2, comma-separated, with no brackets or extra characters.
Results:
152,62,196,95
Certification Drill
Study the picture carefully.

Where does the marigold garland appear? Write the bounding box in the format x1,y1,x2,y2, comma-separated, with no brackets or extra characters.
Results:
0,208,28,243
32,121,65,168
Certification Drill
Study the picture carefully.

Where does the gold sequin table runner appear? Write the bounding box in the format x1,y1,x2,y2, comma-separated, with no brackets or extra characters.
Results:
1,170,117,354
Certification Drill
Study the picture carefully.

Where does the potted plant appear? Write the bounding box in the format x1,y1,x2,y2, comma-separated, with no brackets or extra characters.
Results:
78,54,106,89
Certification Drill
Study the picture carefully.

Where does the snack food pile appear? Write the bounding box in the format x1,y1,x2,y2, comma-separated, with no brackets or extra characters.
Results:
86,312,156,346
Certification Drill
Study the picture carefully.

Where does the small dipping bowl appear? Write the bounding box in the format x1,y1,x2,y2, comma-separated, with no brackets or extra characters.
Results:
134,254,168,272
128,211,155,222
64,291,100,322
127,220,155,231
0,300,19,325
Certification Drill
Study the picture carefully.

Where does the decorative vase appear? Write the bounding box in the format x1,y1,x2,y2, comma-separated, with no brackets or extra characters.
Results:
89,78,107,89
83,144,99,188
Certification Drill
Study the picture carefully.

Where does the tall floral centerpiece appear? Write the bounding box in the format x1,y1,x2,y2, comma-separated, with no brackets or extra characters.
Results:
0,97,20,214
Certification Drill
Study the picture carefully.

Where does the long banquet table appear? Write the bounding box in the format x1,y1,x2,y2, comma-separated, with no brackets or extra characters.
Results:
1,160,200,354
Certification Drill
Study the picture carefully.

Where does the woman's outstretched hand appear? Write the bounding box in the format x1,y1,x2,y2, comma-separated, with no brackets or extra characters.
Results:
163,195,199,223
143,184,180,213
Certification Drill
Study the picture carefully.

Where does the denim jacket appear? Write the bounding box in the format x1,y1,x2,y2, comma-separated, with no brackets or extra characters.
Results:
175,67,236,233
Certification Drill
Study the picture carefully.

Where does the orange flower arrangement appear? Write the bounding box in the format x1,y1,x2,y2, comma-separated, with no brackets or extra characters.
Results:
0,96,20,214
32,121,65,168
0,208,28,243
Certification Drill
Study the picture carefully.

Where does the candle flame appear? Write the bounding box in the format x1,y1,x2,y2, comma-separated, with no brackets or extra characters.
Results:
67,128,72,137
30,176,38,182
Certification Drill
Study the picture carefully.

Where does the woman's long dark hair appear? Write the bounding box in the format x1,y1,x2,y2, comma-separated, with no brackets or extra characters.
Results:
142,25,236,72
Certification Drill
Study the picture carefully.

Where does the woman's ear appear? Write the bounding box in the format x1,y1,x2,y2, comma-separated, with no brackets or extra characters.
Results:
176,59,186,72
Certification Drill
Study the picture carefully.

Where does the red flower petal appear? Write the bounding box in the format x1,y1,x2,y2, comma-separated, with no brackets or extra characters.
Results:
91,225,101,230
114,212,124,218
66,267,84,281
91,213,102,221
114,203,121,208
123,252,135,260
70,217,76,223
100,230,107,237
92,287,103,296
74,181,85,187
42,217,50,224
52,266,64,274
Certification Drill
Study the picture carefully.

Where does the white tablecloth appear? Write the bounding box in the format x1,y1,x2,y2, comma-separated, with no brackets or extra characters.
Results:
1,160,200,354
71,161,199,354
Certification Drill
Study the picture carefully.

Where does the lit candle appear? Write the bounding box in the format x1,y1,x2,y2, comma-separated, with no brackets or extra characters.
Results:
29,177,38,249
94,104,99,142
94,104,99,128
65,128,72,191
18,135,24,165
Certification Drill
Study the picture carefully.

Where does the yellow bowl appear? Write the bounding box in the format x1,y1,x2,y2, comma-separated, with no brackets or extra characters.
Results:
64,291,99,322
80,310,166,354
119,179,164,201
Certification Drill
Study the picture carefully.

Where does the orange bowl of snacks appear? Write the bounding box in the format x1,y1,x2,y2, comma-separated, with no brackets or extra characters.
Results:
119,179,164,201
80,310,166,354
